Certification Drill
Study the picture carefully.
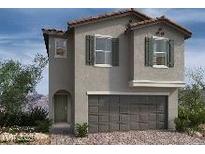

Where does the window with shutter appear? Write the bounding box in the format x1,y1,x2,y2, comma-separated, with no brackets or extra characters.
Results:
86,34,119,67
145,36,173,68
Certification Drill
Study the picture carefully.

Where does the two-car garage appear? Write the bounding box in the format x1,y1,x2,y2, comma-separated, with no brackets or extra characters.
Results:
88,95,168,133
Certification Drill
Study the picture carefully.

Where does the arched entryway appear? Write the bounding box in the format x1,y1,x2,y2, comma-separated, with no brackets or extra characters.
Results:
53,90,71,124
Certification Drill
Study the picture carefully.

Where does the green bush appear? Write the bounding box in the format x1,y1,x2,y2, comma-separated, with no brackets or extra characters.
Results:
174,117,189,132
0,112,22,127
75,123,88,138
29,107,49,126
175,81,205,132
35,119,51,133
0,107,49,127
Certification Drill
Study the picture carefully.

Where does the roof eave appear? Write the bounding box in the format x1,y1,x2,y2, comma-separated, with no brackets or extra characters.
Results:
67,9,152,28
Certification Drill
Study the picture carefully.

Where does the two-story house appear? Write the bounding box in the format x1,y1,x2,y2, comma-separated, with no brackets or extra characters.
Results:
42,8,192,133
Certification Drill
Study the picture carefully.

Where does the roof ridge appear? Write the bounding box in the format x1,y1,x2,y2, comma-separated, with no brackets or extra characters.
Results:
68,8,152,28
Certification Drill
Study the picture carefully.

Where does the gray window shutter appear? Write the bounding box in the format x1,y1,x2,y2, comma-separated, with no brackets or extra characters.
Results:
145,37,153,66
86,35,94,65
168,40,174,67
112,38,119,66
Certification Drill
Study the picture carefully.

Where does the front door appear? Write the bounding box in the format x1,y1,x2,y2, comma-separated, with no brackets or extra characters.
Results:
54,94,67,123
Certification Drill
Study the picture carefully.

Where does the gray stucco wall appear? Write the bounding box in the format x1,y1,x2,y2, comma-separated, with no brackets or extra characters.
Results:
132,24,185,81
73,16,180,129
48,33,74,124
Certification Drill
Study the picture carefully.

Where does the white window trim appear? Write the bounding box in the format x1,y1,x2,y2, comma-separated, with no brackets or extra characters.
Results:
152,36,168,68
152,36,169,40
129,80,185,88
94,34,112,67
86,91,170,96
54,38,67,58
153,65,168,69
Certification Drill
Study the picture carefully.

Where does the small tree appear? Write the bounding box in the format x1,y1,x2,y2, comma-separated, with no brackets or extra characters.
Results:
0,54,48,114
175,67,205,132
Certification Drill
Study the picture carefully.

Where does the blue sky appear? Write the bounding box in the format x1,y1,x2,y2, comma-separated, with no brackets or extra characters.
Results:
0,8,204,95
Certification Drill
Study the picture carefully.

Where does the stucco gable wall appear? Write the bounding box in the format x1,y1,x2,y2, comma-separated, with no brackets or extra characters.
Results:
132,23,185,82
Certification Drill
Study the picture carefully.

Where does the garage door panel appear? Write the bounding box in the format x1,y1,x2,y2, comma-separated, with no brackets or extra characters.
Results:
88,115,98,123
130,114,139,122
89,124,98,133
89,106,98,114
139,122,149,130
120,104,129,114
120,123,130,131
120,114,129,123
148,122,157,129
139,113,149,122
148,104,157,111
98,123,109,132
148,113,157,121
98,115,109,122
130,122,139,129
110,123,119,131
110,114,119,122
88,96,98,106
157,114,166,121
110,105,119,113
129,105,140,114
157,122,166,129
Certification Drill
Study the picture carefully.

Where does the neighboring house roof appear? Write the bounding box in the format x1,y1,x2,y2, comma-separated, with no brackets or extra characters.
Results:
68,8,152,28
127,16,192,39
42,28,66,55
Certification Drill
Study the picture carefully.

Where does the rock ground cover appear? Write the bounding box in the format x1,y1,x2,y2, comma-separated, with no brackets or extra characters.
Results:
51,130,205,145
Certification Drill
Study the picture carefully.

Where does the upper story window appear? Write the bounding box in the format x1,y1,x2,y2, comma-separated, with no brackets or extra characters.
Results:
55,38,67,58
145,36,174,68
153,36,169,67
95,35,112,66
85,35,119,67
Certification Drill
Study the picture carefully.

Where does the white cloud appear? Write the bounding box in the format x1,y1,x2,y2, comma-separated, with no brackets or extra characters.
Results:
185,38,205,68
140,8,205,23
139,8,171,18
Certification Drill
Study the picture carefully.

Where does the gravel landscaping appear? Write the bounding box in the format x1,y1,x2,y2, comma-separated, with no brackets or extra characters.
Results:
51,130,205,145
0,133,50,145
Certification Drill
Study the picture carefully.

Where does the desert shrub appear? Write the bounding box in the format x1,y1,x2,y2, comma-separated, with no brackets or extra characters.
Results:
0,107,49,127
15,134,34,144
1,112,22,127
75,123,88,137
35,119,51,133
175,67,205,132
19,112,31,126
30,107,48,124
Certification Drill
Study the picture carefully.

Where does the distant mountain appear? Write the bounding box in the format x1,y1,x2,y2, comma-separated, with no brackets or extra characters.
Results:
26,92,48,112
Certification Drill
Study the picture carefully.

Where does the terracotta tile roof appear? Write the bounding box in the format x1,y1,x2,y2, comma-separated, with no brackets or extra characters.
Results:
68,8,152,28
42,28,66,35
128,16,192,39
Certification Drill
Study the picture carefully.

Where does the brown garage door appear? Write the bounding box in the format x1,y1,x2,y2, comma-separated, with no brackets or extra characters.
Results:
88,95,168,133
